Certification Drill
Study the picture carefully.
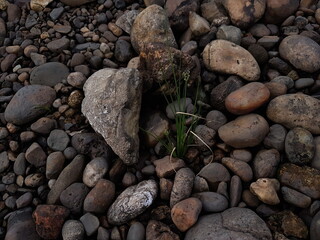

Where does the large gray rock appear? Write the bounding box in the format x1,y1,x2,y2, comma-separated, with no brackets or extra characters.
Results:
30,62,69,87
185,207,272,240
267,93,320,134
82,68,142,165
107,180,158,225
4,85,56,125
131,4,177,53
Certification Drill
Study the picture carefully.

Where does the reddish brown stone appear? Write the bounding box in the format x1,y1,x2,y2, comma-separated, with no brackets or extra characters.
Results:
33,205,70,239
154,156,185,178
171,197,202,232
225,82,270,115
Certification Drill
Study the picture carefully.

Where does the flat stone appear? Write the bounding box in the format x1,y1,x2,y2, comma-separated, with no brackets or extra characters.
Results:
30,62,69,87
267,93,320,134
82,68,142,165
47,38,70,53
185,208,272,240
31,117,56,135
279,163,320,199
115,10,140,34
281,186,311,208
198,163,231,189
25,142,46,167
4,85,56,125
153,156,185,178
203,40,260,81
222,157,253,182
107,180,158,225
193,192,228,212
218,114,269,148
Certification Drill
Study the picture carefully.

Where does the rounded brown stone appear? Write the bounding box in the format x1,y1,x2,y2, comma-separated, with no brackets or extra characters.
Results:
264,0,299,24
264,82,287,99
221,157,253,182
225,82,270,115
171,197,202,232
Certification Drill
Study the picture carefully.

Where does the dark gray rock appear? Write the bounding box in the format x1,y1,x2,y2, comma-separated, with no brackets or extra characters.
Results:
60,183,89,214
31,117,56,135
13,153,26,175
16,192,33,209
311,210,320,240
115,10,140,34
281,186,311,208
185,208,272,240
127,222,145,240
82,68,142,165
25,142,46,167
62,220,85,240
107,180,158,225
47,129,70,151
114,39,133,62
253,149,280,178
230,175,242,207
30,62,69,87
0,151,9,173
50,7,64,21
5,208,40,240
285,127,314,165
46,152,65,179
97,227,110,240
193,192,228,212
79,213,99,236
198,163,231,189
47,155,85,204
4,85,56,125
47,38,70,53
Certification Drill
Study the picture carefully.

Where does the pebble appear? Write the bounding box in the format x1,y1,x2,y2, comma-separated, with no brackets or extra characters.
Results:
189,12,210,36
31,117,56,135
264,82,287,99
115,10,140,34
33,205,70,239
230,175,242,207
47,155,85,204
193,125,216,150
47,129,70,151
4,85,56,125
203,40,260,81
253,149,280,178
127,222,145,240
185,207,272,240
221,157,253,182
263,124,287,151
312,136,320,170
47,38,70,53
279,163,320,199
62,220,85,240
310,210,320,240
193,192,228,212
198,163,230,189
60,183,89,214
159,178,173,200
230,149,252,162
171,197,202,232
83,157,109,187
250,178,280,205
107,180,158,225
13,153,26,175
97,227,110,240
218,114,269,148
83,179,115,213
30,62,69,87
281,186,311,208
130,5,177,53
0,151,9,173
25,173,45,187
249,23,271,37
67,72,87,88
216,25,242,45
25,142,47,167
285,127,314,165
279,35,320,73
295,78,315,89
80,213,100,236
205,110,227,131
264,0,299,24
114,39,133,62
242,189,260,208
170,168,195,208
16,192,33,209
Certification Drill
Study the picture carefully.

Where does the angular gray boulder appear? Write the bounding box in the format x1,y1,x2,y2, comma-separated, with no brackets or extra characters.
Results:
82,68,142,165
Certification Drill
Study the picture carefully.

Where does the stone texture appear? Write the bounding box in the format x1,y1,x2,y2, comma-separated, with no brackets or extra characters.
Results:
62,220,85,240
0,151,9,173
47,155,85,204
5,85,56,125
30,62,69,87
60,183,89,214
221,157,253,182
107,180,158,225
33,205,69,239
30,0,53,11
279,35,320,73
281,186,311,208
203,40,260,81
279,163,320,199
267,93,320,134
47,129,70,151
198,163,231,189
171,197,202,232
263,124,287,151
80,213,99,236
82,157,109,187
225,82,270,115
82,68,142,165
253,149,280,178
131,5,177,53
193,192,228,212
185,208,272,240
218,114,269,148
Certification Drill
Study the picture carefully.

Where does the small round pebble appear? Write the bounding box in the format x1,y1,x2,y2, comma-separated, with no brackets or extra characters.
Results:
62,220,85,240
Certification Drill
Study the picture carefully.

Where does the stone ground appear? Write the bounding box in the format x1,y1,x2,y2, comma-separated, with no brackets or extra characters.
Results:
1,0,320,239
